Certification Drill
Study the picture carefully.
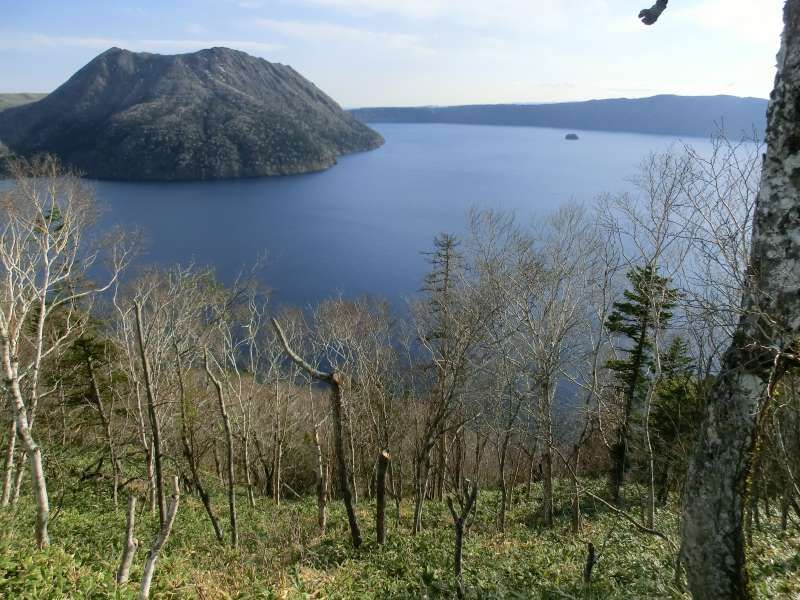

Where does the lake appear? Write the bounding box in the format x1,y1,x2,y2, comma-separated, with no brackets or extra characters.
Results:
81,124,716,307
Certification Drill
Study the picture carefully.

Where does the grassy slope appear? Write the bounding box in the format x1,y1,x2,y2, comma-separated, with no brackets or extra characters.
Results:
0,93,47,112
1,451,798,599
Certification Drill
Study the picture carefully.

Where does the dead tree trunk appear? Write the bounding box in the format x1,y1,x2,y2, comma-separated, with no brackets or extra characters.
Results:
412,448,432,534
272,318,363,548
447,480,478,600
313,425,327,534
134,302,165,527
175,347,223,544
116,495,139,584
571,445,582,534
242,434,256,509
376,450,390,544
139,477,180,600
87,356,120,508
583,542,596,585
204,349,237,549
541,404,554,528
681,2,800,598
498,432,510,533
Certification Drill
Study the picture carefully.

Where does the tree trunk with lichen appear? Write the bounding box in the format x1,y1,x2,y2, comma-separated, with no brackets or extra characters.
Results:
681,3,800,598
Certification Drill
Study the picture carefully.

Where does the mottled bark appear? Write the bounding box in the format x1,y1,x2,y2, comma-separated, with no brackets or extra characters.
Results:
2,341,49,548
116,496,139,584
1,420,15,507
681,3,800,598
139,477,180,600
10,453,25,505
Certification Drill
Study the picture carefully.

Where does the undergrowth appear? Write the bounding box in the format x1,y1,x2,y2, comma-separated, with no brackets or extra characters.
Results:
1,451,798,599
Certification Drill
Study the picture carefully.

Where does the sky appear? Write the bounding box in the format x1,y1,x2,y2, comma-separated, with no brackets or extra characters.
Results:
0,0,784,107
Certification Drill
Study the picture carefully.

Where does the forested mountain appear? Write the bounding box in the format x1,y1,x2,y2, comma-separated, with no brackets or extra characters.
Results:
0,48,383,181
351,95,768,138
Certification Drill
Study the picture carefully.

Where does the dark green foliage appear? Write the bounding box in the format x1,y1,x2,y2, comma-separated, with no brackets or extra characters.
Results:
421,233,463,345
605,265,678,396
651,338,705,502
605,265,679,502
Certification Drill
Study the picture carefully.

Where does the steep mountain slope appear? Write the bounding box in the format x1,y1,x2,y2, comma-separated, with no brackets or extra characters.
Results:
0,47,383,181
351,95,768,139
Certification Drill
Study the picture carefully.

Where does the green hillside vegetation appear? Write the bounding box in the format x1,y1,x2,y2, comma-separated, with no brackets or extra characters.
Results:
0,93,47,112
2,453,797,599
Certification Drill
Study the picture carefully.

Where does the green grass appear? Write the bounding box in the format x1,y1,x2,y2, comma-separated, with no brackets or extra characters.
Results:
1,458,798,599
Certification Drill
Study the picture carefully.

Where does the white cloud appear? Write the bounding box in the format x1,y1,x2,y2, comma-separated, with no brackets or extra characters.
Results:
186,23,208,35
301,0,611,31
141,39,281,53
671,0,782,46
253,18,431,53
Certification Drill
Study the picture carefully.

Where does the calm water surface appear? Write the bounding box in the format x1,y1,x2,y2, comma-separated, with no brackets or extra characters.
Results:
83,124,714,307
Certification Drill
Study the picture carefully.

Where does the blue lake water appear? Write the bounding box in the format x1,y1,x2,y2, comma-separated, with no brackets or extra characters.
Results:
82,124,714,308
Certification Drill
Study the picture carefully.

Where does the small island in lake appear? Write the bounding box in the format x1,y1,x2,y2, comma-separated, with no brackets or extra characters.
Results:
565,133,580,140
0,47,384,181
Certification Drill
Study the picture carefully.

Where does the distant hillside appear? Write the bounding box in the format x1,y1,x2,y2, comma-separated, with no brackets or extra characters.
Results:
0,93,47,112
0,48,383,181
351,95,768,139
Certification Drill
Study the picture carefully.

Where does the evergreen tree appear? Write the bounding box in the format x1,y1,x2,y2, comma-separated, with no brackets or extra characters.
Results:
421,233,462,346
605,264,678,504
651,337,704,503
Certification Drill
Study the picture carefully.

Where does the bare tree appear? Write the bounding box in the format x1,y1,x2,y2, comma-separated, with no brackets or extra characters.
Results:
272,317,363,548
0,156,130,547
447,479,479,599
134,299,167,527
204,347,238,548
139,476,180,600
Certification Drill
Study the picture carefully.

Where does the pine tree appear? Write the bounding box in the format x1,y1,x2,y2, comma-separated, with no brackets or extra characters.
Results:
421,233,462,346
605,264,678,504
